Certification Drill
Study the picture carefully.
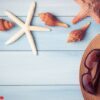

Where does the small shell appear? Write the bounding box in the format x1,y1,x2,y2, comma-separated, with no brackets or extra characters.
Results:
0,19,14,31
67,22,91,42
39,12,69,28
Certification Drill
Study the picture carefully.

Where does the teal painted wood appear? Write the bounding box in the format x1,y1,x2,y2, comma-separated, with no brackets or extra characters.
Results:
0,51,83,85
0,86,83,100
0,17,99,51
0,0,79,16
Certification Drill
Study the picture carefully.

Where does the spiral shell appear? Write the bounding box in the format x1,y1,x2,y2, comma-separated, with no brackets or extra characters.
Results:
39,12,69,28
0,19,14,31
39,12,57,26
67,22,91,42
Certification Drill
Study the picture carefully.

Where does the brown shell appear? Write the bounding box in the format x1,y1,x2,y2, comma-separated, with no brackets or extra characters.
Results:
0,19,14,31
39,12,69,28
67,22,91,42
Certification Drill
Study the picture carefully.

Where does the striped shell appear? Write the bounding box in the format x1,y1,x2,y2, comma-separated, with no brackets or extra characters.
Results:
0,19,14,31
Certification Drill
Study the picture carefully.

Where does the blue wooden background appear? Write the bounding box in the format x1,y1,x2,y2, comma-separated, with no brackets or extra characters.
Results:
0,0,100,99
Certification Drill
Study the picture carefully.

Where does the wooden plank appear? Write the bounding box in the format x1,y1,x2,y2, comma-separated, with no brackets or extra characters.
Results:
0,0,79,16
0,17,99,51
0,86,83,100
0,51,83,85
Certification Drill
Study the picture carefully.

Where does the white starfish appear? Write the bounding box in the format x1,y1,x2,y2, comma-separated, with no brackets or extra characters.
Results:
5,0,50,55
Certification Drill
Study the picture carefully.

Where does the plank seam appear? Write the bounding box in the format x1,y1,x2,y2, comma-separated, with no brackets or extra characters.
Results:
0,84,79,86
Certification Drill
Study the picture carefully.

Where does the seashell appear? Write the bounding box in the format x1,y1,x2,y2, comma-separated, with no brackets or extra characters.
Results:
39,12,69,28
0,19,14,31
67,22,91,42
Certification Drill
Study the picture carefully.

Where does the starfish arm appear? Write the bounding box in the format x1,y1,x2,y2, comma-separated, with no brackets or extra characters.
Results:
30,26,51,31
72,9,89,24
26,0,36,25
75,0,84,4
26,31,37,55
90,13,100,24
5,10,24,27
5,29,24,45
